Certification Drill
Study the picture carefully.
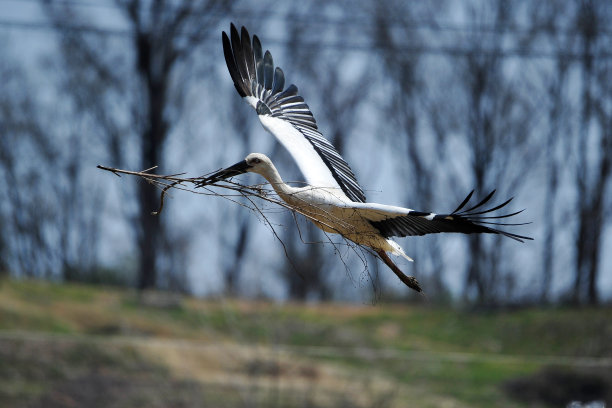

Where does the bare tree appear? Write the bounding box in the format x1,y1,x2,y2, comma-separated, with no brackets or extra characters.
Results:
43,0,232,289
524,2,574,302
541,58,570,302
0,49,57,278
449,2,537,304
372,1,450,297
571,0,612,304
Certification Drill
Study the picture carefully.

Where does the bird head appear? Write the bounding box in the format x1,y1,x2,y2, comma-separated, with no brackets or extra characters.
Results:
198,153,272,186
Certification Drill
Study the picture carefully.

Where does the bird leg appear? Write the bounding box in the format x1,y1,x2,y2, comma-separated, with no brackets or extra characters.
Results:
376,250,422,293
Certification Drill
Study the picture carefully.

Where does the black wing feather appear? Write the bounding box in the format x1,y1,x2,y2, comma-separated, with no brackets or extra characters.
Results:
230,25,250,96
222,30,247,98
253,36,264,94
272,67,285,94
221,24,366,203
370,191,532,242
263,51,274,90
241,27,255,83
452,190,473,213
463,189,496,213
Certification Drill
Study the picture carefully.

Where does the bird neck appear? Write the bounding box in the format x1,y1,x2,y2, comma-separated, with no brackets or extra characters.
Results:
256,165,296,197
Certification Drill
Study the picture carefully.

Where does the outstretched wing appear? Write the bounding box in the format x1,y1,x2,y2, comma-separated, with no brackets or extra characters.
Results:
349,190,532,242
222,24,366,203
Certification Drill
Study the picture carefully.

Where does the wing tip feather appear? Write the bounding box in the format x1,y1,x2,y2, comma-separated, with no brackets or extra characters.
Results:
451,190,532,241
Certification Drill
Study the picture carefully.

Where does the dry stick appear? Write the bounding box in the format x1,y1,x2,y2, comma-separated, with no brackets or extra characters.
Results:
97,164,344,234
98,165,193,215
98,164,311,276
151,180,182,215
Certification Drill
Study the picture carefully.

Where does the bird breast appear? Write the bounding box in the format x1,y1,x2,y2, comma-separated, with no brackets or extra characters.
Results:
279,186,382,242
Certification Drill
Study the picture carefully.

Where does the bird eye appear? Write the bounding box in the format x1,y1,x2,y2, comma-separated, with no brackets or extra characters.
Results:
252,158,261,164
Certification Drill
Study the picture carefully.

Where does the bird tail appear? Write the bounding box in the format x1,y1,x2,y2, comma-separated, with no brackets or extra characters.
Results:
386,239,413,262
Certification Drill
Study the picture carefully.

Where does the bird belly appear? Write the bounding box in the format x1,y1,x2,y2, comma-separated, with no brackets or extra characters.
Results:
279,187,395,251
302,204,392,250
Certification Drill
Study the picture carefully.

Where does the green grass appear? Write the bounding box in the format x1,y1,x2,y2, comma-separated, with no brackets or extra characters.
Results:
0,279,610,407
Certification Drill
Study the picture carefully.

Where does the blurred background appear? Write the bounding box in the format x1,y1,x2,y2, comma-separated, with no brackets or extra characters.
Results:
0,0,611,407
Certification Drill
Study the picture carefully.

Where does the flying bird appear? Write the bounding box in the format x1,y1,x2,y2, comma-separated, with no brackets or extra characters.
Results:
199,24,531,293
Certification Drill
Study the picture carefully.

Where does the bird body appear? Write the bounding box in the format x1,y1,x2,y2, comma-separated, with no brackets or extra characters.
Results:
199,25,532,292
205,153,400,252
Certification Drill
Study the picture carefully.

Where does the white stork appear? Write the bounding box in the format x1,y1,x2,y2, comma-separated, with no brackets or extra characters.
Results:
199,24,531,293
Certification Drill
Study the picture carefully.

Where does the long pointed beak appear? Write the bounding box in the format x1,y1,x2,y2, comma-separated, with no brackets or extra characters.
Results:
197,160,249,187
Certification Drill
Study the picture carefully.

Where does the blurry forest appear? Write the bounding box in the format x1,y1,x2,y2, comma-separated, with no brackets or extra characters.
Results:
1,0,611,305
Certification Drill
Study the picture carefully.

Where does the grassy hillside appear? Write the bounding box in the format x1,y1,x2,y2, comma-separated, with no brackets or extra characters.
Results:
0,279,610,407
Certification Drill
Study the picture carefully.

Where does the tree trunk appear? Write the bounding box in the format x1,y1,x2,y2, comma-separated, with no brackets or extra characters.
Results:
135,27,169,290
